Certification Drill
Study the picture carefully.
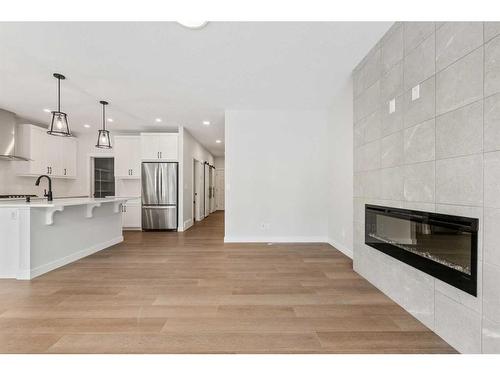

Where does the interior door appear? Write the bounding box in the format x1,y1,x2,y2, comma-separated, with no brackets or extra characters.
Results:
215,169,225,210
204,163,210,217
194,160,204,221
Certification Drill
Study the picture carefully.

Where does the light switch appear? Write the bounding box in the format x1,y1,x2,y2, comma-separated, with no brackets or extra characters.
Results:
412,84,420,101
389,98,396,114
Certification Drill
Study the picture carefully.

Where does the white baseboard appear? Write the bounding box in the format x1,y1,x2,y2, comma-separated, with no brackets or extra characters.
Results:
224,236,329,243
181,219,193,232
27,236,123,280
327,238,353,258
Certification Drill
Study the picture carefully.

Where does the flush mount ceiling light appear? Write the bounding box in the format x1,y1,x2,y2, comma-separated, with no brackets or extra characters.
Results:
177,21,208,30
96,101,112,149
203,120,210,126
43,108,51,113
107,118,114,122
83,124,91,128
47,73,72,137
155,118,162,123
215,139,222,143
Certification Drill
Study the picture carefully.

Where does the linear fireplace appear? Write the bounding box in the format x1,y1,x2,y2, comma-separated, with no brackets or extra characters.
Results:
365,205,478,296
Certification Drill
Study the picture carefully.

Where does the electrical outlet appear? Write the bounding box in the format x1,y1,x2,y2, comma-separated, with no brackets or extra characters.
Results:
389,98,396,114
412,84,420,101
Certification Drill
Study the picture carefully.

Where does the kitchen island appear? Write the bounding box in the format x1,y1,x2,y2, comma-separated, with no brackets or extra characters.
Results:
0,197,127,279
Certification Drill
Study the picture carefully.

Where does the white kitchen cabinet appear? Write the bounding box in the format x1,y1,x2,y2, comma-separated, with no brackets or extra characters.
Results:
141,133,178,161
15,124,78,178
121,199,141,229
114,136,141,178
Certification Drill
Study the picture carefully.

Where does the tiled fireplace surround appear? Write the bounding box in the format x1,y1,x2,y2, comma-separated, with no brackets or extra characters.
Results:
353,22,500,353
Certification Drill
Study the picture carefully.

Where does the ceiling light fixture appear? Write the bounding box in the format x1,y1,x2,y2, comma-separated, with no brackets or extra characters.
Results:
216,139,222,143
43,108,51,113
83,124,91,128
47,73,72,137
203,120,210,126
155,118,162,123
107,118,113,122
177,21,208,30
96,101,112,149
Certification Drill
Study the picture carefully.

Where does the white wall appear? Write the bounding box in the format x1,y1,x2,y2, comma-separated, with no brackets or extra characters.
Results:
225,110,330,242
327,78,354,257
214,156,225,169
179,127,214,231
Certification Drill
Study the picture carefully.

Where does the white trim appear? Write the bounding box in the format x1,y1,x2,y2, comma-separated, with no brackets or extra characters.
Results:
327,238,353,258
224,236,329,243
182,218,193,231
24,236,123,280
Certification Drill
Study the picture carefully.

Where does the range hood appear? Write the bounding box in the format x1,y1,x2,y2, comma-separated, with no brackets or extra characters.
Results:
0,109,30,161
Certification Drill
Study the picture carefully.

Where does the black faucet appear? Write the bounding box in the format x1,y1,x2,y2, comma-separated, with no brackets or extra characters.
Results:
35,175,53,201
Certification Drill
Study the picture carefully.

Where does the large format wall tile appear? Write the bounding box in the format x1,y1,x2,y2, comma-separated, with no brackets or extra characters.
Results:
380,166,404,200
380,62,404,103
434,291,482,353
403,161,435,202
381,96,403,136
485,35,500,97
403,76,436,129
354,80,380,122
404,119,435,164
404,22,435,55
483,318,500,353
436,100,483,159
381,130,404,168
484,207,500,268
484,151,500,208
485,22,500,42
436,154,483,206
355,140,380,172
355,109,381,146
436,47,483,115
404,33,436,91
381,24,404,73
484,93,500,152
483,262,500,324
436,22,483,71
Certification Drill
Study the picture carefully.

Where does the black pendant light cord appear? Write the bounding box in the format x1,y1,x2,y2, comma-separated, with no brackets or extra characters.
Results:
57,76,61,112
102,102,105,130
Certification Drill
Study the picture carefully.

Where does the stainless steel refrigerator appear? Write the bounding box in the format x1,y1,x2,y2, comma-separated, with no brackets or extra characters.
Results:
141,162,178,230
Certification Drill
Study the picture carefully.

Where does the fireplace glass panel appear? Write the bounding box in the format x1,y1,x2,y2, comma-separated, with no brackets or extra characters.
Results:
367,213,472,275
365,205,478,296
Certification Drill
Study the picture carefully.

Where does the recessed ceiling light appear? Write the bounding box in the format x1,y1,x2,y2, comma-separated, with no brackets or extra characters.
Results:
83,124,91,128
43,108,51,113
216,139,222,143
155,118,162,123
107,118,113,122
203,120,210,126
177,21,208,30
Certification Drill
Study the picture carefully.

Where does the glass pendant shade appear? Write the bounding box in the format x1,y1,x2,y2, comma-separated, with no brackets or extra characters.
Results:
96,129,111,148
48,111,71,136
95,100,112,149
47,73,72,137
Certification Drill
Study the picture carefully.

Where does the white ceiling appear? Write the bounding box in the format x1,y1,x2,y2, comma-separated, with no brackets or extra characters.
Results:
0,22,391,156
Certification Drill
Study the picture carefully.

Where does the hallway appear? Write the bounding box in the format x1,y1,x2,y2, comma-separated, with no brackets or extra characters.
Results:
0,211,454,353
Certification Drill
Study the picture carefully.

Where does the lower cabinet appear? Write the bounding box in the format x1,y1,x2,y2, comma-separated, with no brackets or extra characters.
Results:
121,200,141,229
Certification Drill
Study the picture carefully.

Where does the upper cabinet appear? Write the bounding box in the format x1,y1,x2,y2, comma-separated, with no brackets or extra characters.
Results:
141,133,178,161
114,135,141,179
15,124,77,178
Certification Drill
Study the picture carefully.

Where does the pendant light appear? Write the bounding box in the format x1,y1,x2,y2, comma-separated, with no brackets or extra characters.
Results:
47,73,72,137
95,100,112,148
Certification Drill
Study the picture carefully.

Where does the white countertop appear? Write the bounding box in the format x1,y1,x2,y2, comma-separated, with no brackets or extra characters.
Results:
0,197,128,208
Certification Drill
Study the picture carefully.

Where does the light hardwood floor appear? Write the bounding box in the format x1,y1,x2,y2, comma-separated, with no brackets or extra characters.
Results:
0,211,455,353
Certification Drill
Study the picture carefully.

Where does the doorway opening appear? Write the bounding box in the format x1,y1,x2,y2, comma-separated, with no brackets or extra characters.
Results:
91,157,115,198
